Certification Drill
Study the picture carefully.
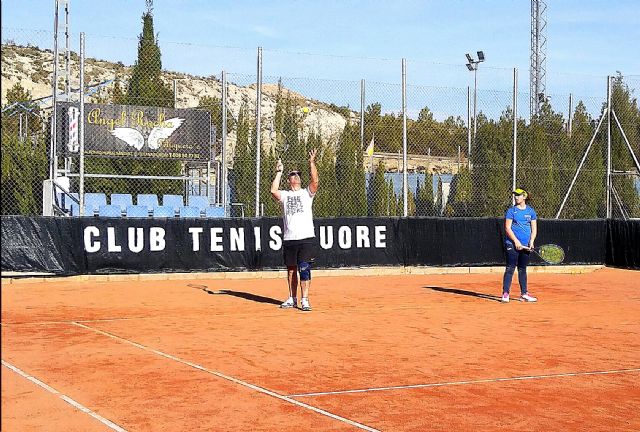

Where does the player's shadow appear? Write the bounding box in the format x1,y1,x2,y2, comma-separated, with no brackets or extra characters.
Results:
423,286,503,303
187,284,281,305
217,290,282,305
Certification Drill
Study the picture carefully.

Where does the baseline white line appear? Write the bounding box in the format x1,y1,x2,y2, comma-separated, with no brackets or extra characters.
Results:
287,368,640,397
71,322,379,432
2,359,128,432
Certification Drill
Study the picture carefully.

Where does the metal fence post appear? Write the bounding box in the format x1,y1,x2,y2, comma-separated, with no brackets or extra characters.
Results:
511,68,518,203
255,47,263,217
79,32,85,215
402,58,407,217
606,75,612,218
360,79,365,149
222,70,228,213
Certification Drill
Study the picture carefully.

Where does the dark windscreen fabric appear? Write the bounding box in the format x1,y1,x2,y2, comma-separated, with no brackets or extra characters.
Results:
1,216,617,275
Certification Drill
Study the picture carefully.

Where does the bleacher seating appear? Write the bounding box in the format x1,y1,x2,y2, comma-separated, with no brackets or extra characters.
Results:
61,193,240,219
188,195,209,214
153,205,175,217
179,206,201,218
98,204,123,217
205,206,226,218
137,194,159,213
126,204,150,218
84,193,107,216
110,193,133,212
163,194,184,212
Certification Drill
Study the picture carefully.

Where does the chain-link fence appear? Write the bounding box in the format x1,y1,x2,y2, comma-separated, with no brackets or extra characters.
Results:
2,26,639,219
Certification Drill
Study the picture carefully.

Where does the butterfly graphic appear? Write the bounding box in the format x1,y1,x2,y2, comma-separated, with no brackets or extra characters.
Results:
110,117,185,150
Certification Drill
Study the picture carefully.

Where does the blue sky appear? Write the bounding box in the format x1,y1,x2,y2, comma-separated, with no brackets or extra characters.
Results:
2,1,639,117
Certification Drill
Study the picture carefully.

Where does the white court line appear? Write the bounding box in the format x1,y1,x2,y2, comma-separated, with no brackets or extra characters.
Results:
2,359,128,432
287,368,640,397
71,322,379,432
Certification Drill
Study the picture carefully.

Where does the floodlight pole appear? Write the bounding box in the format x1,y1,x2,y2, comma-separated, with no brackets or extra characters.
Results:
467,86,471,168
465,51,484,159
473,66,478,144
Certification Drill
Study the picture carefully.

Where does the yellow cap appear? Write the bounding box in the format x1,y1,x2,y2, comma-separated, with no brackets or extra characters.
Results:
513,188,528,198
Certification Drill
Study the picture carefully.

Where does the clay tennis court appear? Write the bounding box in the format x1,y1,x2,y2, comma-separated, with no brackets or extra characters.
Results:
2,266,639,431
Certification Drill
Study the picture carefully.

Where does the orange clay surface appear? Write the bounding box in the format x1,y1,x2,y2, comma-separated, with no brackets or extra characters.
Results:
2,267,639,431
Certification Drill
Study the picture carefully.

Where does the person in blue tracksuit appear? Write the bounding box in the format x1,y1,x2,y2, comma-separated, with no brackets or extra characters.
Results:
502,188,538,303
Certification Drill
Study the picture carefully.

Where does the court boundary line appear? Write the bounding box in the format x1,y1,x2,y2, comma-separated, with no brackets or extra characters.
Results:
2,359,128,432
71,322,380,432
287,368,640,397
3,295,639,327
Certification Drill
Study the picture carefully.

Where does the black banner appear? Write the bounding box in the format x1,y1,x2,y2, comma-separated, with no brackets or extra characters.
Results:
56,102,211,161
1,216,620,276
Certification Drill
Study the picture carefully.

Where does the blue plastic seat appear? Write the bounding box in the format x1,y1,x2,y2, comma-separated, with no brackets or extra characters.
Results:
137,194,159,212
188,195,209,213
126,204,150,218
98,204,123,217
163,194,184,211
110,193,133,211
82,205,95,216
84,193,107,215
205,206,226,218
179,206,201,218
153,205,175,218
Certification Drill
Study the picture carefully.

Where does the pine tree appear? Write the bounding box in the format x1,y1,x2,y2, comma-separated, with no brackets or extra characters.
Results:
312,136,338,217
230,103,255,216
369,161,388,216
335,122,367,216
85,1,181,197
609,74,640,217
560,102,605,218
449,166,472,216
126,1,174,108
1,83,47,215
416,172,435,216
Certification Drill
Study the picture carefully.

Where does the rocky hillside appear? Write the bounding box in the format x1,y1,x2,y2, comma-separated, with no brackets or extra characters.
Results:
2,43,461,174
1,43,353,162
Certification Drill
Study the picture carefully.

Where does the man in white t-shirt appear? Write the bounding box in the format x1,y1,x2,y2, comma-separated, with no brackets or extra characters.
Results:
270,149,319,311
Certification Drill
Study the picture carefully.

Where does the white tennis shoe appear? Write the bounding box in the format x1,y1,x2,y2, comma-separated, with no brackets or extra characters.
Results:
521,293,538,302
300,298,312,311
501,293,510,303
280,297,297,309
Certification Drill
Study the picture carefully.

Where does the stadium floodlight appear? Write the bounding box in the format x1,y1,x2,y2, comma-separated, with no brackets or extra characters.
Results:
464,50,485,158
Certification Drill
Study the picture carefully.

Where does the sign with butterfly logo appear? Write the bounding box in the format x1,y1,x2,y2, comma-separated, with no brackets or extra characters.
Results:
56,102,211,161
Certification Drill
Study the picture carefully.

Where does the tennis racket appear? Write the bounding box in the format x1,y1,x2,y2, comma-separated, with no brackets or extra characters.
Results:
523,244,565,264
275,140,289,160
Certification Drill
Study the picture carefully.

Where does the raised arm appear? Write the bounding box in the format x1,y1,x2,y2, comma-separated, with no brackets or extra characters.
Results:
308,149,319,194
270,158,284,201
